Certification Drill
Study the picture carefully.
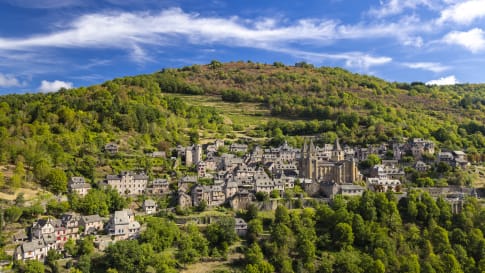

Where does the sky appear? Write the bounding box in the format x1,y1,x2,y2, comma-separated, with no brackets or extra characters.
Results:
1,0,485,94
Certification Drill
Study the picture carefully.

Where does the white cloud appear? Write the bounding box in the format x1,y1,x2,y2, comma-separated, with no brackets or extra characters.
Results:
0,73,22,87
344,55,392,69
438,0,485,25
426,75,458,85
403,62,449,72
368,0,432,18
274,48,392,69
443,28,485,52
0,9,339,52
0,8,428,63
38,80,73,93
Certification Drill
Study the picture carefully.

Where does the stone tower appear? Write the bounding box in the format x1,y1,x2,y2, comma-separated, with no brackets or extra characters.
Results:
331,138,344,161
300,138,317,180
194,144,202,165
185,146,193,166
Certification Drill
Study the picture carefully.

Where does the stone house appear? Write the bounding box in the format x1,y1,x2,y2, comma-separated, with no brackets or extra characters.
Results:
68,176,91,197
107,209,141,240
60,214,80,240
370,164,405,180
105,171,148,195
14,239,49,262
143,199,157,214
225,181,239,199
79,215,105,235
230,143,248,153
191,184,226,207
147,178,169,195
321,182,365,198
177,191,192,208
31,218,56,241
255,180,275,194
235,218,248,236
367,177,401,192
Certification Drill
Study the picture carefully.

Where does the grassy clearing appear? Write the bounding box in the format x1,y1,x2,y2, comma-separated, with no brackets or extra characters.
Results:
169,94,309,143
0,187,42,201
181,245,244,273
170,94,272,128
471,165,485,188
181,260,233,273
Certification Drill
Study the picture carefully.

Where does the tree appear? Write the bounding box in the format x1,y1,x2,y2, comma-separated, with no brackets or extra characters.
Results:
105,187,127,212
76,254,91,273
176,233,199,266
205,218,237,256
22,259,45,273
400,254,420,273
47,200,70,216
195,200,207,212
245,203,259,221
140,217,180,252
244,243,274,273
11,174,22,189
104,240,154,273
270,189,280,198
247,219,263,243
187,223,209,257
64,238,77,257
0,171,4,188
359,154,381,169
275,205,290,225
14,161,26,181
46,168,67,194
46,249,62,272
77,236,95,256
33,159,52,182
333,223,354,250
4,206,23,223
255,191,269,202
333,250,362,273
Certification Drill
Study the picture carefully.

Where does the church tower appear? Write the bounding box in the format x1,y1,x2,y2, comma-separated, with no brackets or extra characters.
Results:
331,138,344,161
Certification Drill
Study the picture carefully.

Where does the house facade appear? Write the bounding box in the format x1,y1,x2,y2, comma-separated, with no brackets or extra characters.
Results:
105,171,148,195
107,209,141,240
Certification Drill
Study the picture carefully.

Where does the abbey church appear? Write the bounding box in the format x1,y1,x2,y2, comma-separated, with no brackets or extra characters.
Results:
299,138,362,184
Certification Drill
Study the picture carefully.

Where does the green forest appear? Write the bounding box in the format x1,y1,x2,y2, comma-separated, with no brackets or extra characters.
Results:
12,192,485,273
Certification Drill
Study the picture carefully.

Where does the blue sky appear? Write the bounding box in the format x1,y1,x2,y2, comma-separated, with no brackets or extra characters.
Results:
1,0,485,94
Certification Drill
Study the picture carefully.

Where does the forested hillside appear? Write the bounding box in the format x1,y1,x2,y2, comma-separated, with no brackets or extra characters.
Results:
141,60,485,151
0,61,484,188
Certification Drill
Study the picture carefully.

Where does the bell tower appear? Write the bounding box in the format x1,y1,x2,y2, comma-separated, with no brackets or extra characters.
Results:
331,138,344,161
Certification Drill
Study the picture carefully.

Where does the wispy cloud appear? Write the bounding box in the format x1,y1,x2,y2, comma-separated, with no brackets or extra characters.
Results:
38,80,73,92
0,4,483,84
438,0,485,25
403,62,450,73
0,73,23,87
368,0,432,18
0,9,339,51
426,75,458,85
443,28,485,52
78,59,112,70
0,8,403,69
274,48,392,70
